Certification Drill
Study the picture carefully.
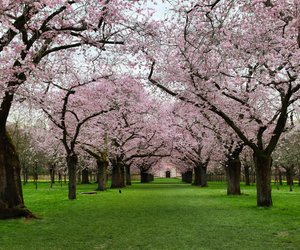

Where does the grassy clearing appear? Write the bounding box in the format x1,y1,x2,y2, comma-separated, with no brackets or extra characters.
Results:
0,179,300,250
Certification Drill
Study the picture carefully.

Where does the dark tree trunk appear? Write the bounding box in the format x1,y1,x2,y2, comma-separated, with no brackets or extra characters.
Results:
285,168,294,186
200,165,208,187
285,168,294,192
244,165,250,186
193,166,201,186
298,166,300,186
274,166,280,186
22,164,28,185
23,169,26,185
182,170,193,183
278,169,282,186
96,159,108,191
81,168,90,184
49,164,55,188
33,164,38,188
140,170,153,183
66,153,78,200
253,152,272,207
111,161,125,188
0,131,34,219
125,165,132,186
193,164,208,187
141,171,149,183
226,157,241,195
149,174,154,181
181,172,186,182
58,172,63,187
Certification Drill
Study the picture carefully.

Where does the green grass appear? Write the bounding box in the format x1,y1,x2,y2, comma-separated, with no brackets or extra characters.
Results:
1,179,300,250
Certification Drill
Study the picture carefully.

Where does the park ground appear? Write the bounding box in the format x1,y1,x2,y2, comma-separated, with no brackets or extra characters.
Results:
0,178,300,250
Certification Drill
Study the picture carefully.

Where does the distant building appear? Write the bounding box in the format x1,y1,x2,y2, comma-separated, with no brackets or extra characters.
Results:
154,163,181,178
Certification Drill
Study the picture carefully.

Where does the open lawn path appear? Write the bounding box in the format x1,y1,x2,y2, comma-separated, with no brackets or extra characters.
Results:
0,179,300,249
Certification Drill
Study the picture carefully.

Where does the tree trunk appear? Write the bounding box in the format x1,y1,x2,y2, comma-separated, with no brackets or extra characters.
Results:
244,165,250,186
0,131,34,219
285,168,293,192
81,168,90,184
253,152,272,207
298,166,300,186
286,168,294,186
49,164,55,188
141,170,152,183
66,153,78,200
193,164,207,187
200,165,208,187
111,161,125,188
96,159,108,191
22,164,28,185
226,157,241,195
193,166,201,186
141,171,149,183
125,165,132,186
58,172,62,187
278,169,282,185
149,174,154,181
182,170,193,183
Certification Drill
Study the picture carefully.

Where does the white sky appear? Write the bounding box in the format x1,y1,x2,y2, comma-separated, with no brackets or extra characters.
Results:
146,0,171,20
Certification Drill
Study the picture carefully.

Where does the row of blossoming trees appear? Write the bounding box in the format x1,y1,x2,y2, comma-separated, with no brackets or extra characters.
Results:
1,0,300,219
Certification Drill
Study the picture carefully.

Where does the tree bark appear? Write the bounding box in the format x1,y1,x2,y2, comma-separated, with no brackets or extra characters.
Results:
226,157,241,195
141,171,149,183
200,165,208,187
244,165,250,186
81,168,90,184
125,165,132,186
58,172,62,186
285,168,294,186
253,152,272,207
285,168,294,192
298,166,300,186
140,169,153,183
182,170,193,183
49,164,55,188
278,170,282,185
111,160,125,188
0,131,34,219
66,153,78,200
193,166,201,186
96,159,108,191
193,164,207,187
22,164,28,185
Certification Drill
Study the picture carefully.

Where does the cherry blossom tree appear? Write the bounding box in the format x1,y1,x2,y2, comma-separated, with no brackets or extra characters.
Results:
273,129,300,190
171,105,216,187
80,135,109,191
147,0,300,207
240,147,255,186
0,0,156,218
105,86,172,188
40,76,121,199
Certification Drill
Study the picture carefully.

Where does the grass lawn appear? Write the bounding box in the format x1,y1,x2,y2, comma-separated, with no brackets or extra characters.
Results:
0,179,300,250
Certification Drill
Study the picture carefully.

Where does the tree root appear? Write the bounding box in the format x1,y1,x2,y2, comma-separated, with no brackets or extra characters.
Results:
0,207,37,220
